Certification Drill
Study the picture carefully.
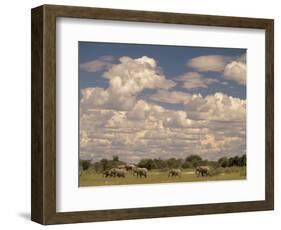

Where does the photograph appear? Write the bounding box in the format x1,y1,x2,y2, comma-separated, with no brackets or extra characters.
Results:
78,42,247,187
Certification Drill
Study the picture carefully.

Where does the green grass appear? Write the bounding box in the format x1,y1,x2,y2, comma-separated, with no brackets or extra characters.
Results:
79,167,246,187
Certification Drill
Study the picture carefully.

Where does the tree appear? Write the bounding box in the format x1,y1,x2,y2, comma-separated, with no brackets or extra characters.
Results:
100,158,110,171
185,155,202,162
166,158,183,169
185,154,202,167
138,159,157,170
233,156,240,166
81,160,91,171
182,161,193,169
218,157,228,168
112,155,119,162
153,158,167,169
238,154,246,166
219,155,246,167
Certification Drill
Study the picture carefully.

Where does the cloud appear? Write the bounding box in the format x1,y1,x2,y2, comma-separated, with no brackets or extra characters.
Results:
184,92,246,122
80,130,90,146
187,55,230,72
150,90,191,104
79,55,246,162
80,89,246,162
149,90,245,122
176,72,219,89
186,54,246,85
127,100,151,121
80,55,114,72
80,56,176,112
103,56,176,95
238,54,246,63
80,87,137,112
163,110,193,128
224,61,246,85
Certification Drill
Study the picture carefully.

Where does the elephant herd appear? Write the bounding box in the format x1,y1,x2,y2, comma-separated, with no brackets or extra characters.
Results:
167,167,210,177
103,165,148,178
103,168,127,178
102,164,210,178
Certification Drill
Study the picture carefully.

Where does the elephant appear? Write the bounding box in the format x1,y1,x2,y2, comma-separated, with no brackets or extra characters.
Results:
168,169,181,177
195,166,210,177
102,170,110,177
113,168,126,178
125,164,136,171
103,169,115,178
117,165,126,170
133,167,148,178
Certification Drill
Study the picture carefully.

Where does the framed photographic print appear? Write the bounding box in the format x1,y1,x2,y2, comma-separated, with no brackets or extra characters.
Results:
31,4,274,225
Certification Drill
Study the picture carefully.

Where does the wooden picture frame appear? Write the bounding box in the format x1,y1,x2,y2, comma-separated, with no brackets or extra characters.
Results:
31,4,274,225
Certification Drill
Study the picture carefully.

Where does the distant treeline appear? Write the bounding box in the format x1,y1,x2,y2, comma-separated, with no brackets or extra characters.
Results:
80,154,246,172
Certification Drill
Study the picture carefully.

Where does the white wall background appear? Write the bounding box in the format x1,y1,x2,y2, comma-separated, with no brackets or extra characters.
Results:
0,0,279,229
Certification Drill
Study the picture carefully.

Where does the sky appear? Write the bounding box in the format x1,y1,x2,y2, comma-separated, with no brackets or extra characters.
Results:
79,41,246,163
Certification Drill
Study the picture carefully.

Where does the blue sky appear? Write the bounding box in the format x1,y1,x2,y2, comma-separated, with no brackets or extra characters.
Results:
79,42,246,100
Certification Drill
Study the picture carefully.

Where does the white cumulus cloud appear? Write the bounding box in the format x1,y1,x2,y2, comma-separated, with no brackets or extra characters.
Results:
176,72,219,89
186,54,246,85
103,56,176,95
80,56,176,112
187,55,230,72
224,61,246,85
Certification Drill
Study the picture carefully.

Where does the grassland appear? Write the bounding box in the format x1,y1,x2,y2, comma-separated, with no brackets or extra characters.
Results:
79,167,246,187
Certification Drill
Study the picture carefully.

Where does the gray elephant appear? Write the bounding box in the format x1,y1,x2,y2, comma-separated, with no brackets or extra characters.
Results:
113,168,126,178
125,164,136,171
195,166,210,177
133,167,148,178
103,169,115,178
168,169,181,177
117,165,126,170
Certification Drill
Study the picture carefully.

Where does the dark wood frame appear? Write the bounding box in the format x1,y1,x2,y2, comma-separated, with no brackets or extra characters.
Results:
31,4,274,225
